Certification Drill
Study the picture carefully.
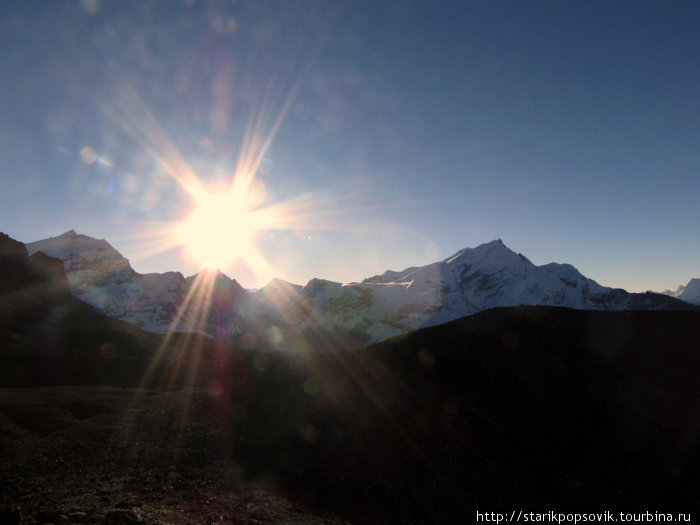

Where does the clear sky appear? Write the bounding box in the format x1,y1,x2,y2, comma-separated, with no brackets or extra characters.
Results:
1,0,698,292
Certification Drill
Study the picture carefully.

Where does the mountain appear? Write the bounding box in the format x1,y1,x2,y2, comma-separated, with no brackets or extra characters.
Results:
0,232,167,386
0,231,248,389
268,239,694,342
663,278,700,305
27,230,187,332
26,230,253,335
26,231,695,347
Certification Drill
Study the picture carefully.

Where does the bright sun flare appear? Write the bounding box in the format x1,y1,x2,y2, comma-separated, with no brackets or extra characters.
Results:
176,190,260,270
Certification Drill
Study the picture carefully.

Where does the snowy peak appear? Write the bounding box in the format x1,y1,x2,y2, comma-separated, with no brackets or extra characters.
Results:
443,239,534,273
255,278,303,304
251,278,308,324
539,262,606,294
28,229,115,258
367,240,532,285
26,230,134,290
663,278,700,305
186,268,247,296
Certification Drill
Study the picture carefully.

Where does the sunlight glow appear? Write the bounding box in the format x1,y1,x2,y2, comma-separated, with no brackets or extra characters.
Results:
94,3,365,449
177,189,258,270
94,5,369,397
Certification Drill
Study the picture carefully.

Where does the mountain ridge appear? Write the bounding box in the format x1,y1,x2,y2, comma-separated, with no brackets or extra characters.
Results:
24,230,697,347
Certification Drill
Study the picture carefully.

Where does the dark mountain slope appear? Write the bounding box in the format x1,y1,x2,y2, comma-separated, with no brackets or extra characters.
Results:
0,233,168,386
232,306,700,522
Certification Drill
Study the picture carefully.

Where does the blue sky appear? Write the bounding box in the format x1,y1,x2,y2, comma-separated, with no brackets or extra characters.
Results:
1,0,698,292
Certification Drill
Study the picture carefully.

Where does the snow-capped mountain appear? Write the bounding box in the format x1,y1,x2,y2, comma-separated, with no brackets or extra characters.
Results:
26,231,695,348
26,230,244,334
662,278,700,306
280,239,692,342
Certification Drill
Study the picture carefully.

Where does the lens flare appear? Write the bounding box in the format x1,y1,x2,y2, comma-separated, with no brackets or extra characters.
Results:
80,146,98,164
176,190,257,271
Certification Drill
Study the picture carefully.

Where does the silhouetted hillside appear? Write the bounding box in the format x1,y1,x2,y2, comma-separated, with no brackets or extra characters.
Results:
0,232,167,386
231,306,700,522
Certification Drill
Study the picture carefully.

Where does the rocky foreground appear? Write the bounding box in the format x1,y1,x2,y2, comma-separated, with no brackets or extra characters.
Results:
0,386,348,525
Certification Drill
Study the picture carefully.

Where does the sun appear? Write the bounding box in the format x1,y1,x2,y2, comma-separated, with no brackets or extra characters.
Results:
176,189,261,271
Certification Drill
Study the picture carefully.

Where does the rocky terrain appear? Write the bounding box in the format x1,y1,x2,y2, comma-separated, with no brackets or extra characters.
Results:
0,386,349,525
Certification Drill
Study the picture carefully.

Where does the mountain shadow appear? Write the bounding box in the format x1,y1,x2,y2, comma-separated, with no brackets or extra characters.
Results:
231,306,700,522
